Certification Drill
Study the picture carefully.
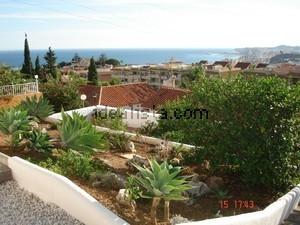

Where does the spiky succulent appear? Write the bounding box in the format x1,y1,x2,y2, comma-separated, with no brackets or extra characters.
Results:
0,108,30,148
26,129,53,153
58,111,107,153
132,159,191,200
19,95,54,121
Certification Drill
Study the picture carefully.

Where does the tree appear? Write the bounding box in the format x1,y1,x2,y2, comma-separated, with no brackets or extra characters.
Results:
105,58,121,67
35,56,41,75
87,57,98,85
98,53,107,66
41,79,83,112
44,47,57,79
20,34,33,77
72,53,81,63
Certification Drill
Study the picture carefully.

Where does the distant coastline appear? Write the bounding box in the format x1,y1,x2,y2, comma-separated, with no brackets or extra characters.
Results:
0,48,240,68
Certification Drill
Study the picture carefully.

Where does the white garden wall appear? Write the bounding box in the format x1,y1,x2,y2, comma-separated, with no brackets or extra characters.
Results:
180,185,300,225
8,157,128,225
46,106,195,150
46,105,160,129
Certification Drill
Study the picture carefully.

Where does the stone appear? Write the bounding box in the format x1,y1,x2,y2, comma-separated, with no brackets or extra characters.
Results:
185,181,211,205
207,176,224,190
170,214,191,225
126,155,148,171
127,141,136,153
29,121,39,130
170,157,181,166
116,189,134,207
92,172,125,190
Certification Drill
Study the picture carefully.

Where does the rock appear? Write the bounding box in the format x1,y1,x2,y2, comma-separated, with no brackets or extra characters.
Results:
207,176,224,190
170,158,181,166
126,155,148,171
185,181,211,205
201,160,210,170
127,141,136,153
116,189,131,206
29,121,39,130
91,172,125,190
170,214,191,225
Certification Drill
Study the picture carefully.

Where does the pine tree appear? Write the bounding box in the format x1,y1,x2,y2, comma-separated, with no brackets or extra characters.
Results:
44,47,57,79
87,57,98,85
34,56,41,75
20,33,33,77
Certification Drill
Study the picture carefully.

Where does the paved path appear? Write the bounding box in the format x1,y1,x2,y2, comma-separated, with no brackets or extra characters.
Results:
284,207,300,225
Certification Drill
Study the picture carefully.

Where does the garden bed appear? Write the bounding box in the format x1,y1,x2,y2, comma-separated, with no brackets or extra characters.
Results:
0,100,276,225
0,122,275,225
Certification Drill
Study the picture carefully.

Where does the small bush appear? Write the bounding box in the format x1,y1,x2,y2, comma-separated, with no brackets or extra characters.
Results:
41,79,82,112
93,109,126,131
106,132,130,152
35,150,102,180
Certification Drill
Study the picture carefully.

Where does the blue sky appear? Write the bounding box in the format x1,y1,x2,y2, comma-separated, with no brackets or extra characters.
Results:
0,0,300,50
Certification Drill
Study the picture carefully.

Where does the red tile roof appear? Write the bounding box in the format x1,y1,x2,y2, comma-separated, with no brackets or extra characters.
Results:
142,86,190,109
79,83,157,107
100,83,157,107
79,85,101,106
79,83,189,108
234,62,251,70
256,63,268,69
213,61,229,67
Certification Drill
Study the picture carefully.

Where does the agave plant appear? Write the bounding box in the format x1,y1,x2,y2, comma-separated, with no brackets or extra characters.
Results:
132,159,191,224
0,109,31,150
19,95,54,121
26,129,53,153
58,111,107,153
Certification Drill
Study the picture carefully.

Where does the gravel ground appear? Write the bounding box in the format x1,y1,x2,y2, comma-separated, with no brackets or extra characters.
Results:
0,181,84,225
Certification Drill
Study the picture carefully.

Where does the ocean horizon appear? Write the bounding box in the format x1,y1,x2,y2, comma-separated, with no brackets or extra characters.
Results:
0,48,240,68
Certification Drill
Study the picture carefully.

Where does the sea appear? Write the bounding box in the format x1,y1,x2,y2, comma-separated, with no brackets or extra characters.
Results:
0,48,240,68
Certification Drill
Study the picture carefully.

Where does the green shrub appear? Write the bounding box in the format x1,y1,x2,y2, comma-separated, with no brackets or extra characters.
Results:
0,65,28,86
106,132,130,152
156,75,300,191
19,95,54,121
0,109,30,149
41,79,82,112
35,150,102,180
36,158,63,174
57,150,98,180
58,111,107,153
93,109,126,131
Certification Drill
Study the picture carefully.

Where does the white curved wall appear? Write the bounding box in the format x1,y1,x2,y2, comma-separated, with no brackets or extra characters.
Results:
8,157,129,225
180,185,300,225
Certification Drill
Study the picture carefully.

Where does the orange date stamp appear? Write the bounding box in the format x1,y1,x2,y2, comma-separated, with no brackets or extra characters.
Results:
219,200,255,209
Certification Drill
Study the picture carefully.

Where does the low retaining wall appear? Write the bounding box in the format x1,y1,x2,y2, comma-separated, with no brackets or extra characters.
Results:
8,157,128,225
46,106,195,150
180,185,300,225
46,105,160,129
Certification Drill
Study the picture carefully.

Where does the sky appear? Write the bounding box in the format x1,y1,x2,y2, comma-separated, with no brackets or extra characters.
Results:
0,0,300,50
